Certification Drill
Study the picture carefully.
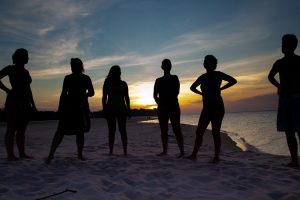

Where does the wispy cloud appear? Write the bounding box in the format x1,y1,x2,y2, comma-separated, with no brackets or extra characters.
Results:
2,0,299,112
0,0,117,67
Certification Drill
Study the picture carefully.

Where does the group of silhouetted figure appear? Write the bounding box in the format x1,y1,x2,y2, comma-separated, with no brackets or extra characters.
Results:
0,34,300,167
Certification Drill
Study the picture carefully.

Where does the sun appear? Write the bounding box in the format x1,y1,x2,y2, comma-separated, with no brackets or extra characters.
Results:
131,83,156,109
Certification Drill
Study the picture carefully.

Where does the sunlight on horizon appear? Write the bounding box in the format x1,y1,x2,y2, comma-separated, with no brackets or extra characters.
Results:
130,83,156,109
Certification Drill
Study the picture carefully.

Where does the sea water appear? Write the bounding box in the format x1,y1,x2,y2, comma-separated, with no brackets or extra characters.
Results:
181,111,291,156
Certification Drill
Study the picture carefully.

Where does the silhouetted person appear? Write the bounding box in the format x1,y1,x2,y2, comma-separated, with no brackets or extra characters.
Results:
0,48,37,161
153,59,184,157
187,55,237,163
46,58,94,163
268,34,300,167
102,65,131,156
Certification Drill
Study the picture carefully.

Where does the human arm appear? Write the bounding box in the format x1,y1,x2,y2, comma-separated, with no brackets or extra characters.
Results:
29,87,38,112
0,66,11,93
86,76,95,97
58,77,68,112
27,73,37,112
153,79,159,104
124,82,131,118
268,62,280,90
0,81,10,93
220,72,237,90
102,80,108,112
175,75,180,97
190,76,203,95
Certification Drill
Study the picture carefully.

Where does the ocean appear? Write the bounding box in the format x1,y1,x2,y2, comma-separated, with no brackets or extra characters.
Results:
181,111,291,156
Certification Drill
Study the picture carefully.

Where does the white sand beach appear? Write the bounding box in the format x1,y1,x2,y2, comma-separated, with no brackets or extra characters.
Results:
0,118,300,200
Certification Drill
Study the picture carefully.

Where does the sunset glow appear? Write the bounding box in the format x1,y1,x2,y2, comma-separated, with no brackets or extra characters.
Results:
0,1,299,113
130,83,156,109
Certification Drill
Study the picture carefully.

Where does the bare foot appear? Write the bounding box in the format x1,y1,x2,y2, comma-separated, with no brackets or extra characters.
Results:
186,154,197,160
7,155,18,161
20,154,34,159
78,155,86,161
285,162,299,168
177,152,185,158
45,156,53,164
210,157,220,164
156,152,167,156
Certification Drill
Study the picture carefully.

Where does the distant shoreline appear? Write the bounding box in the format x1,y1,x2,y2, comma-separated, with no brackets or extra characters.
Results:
0,109,158,122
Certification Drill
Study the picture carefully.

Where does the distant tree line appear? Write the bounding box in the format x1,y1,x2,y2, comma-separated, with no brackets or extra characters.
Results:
0,108,157,122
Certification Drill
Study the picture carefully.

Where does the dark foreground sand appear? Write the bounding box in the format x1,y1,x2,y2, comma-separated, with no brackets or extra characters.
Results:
0,118,299,200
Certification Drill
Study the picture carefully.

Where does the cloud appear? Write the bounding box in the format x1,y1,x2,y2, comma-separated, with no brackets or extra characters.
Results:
0,0,119,67
0,1,89,38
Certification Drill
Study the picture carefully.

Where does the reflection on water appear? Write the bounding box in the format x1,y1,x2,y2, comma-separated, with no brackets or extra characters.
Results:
141,111,289,156
181,111,289,156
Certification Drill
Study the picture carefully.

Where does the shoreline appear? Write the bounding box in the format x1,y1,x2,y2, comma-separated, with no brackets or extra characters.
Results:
139,116,252,153
0,116,265,154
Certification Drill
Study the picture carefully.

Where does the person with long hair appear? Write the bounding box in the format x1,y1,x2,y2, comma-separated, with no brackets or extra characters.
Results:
268,34,300,167
46,58,94,163
0,48,37,161
102,65,130,156
153,59,184,157
187,55,237,163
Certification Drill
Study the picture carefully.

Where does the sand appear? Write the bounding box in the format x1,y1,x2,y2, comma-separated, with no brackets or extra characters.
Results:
0,118,300,200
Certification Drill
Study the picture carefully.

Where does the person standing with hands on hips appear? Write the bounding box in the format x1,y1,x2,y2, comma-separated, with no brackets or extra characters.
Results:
187,55,236,163
0,48,37,161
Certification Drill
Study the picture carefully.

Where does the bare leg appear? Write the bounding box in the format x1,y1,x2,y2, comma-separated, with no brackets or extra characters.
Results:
5,128,17,161
157,109,168,156
211,115,223,163
46,131,64,164
170,108,184,157
285,131,299,167
107,116,116,155
187,111,210,160
16,128,33,159
211,132,221,163
118,114,128,156
76,132,85,160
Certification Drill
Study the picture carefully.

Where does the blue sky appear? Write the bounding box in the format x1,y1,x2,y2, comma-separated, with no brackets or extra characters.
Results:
0,0,300,113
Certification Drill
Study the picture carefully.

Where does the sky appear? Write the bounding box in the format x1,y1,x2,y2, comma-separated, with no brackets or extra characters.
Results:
0,0,300,113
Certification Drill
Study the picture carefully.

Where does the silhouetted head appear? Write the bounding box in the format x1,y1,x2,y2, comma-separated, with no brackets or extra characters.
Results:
12,48,28,65
107,65,121,82
70,58,84,73
161,59,172,72
203,55,217,72
282,34,298,55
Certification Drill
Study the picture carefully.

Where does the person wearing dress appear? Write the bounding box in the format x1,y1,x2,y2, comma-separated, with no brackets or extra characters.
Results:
0,48,37,161
46,58,94,163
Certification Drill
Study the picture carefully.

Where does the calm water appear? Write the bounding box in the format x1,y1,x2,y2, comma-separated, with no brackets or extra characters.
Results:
181,111,290,156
